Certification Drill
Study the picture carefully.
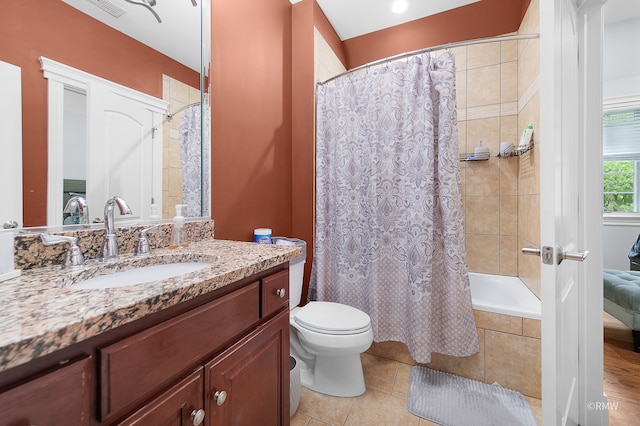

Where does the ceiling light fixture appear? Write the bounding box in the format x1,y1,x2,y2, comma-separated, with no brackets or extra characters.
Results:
391,0,410,14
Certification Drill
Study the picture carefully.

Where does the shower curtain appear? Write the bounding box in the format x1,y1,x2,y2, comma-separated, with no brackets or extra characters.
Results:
312,52,478,363
178,104,210,218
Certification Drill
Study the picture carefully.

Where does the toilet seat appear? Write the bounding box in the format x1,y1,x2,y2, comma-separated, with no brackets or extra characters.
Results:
294,301,371,335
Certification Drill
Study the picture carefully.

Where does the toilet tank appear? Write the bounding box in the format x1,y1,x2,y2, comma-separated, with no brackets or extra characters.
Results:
272,237,306,308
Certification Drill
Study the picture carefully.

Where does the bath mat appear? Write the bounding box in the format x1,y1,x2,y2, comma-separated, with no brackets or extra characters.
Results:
407,366,538,426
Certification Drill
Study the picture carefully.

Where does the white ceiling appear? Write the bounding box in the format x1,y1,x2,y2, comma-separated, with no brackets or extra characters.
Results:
315,0,480,41
61,0,201,71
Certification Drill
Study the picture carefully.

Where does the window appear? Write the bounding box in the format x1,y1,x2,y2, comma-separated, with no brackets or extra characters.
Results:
603,101,640,214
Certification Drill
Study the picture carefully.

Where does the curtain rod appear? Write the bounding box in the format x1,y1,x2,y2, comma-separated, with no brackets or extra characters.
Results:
166,101,201,121
318,33,540,86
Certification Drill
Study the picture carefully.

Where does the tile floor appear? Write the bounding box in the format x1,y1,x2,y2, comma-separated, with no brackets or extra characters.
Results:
291,352,543,425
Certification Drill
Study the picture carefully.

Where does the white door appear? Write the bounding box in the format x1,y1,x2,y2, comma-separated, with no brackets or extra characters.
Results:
87,84,161,223
539,0,607,425
0,60,23,228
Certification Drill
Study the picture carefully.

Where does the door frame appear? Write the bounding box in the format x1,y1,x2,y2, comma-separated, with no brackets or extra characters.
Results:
40,57,168,226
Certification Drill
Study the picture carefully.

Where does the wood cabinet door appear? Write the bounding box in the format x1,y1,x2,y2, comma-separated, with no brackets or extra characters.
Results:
117,367,204,426
0,357,91,426
205,310,289,426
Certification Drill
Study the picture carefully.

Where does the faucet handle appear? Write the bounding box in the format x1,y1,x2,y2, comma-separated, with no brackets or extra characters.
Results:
135,224,161,256
41,234,85,269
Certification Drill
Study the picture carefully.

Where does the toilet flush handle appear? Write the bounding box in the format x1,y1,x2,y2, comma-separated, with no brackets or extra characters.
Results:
276,288,286,298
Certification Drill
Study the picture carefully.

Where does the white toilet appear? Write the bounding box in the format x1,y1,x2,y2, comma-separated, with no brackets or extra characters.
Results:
280,238,373,397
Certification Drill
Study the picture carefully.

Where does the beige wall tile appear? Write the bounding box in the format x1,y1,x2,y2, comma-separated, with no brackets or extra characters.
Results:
465,196,500,235
485,330,541,398
466,117,500,155
458,121,468,154
517,194,540,246
524,318,541,339
424,328,485,382
518,236,542,298
456,70,467,109
474,311,523,335
501,61,518,103
451,46,467,71
466,159,500,196
459,165,466,198
467,42,501,69
501,39,518,62
517,39,540,100
466,234,500,273
499,156,519,196
467,65,501,108
169,77,190,104
500,235,518,276
500,115,519,147
500,196,517,235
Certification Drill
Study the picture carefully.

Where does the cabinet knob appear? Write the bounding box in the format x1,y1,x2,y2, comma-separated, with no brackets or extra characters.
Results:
276,288,286,298
190,408,205,425
214,390,227,406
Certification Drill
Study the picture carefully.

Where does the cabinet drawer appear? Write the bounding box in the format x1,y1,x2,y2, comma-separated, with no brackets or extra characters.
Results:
0,356,91,426
117,367,204,426
261,269,289,317
99,282,259,421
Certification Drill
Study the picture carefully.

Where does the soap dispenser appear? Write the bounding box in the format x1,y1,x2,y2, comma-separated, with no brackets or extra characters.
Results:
169,204,188,249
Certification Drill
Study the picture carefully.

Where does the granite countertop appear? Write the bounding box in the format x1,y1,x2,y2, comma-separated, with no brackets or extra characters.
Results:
0,239,301,373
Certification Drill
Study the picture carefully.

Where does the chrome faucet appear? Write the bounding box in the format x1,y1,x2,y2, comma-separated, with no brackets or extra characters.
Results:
64,195,89,226
103,196,132,261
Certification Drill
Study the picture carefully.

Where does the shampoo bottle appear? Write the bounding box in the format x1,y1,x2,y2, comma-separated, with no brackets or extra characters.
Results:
169,204,188,249
518,124,534,151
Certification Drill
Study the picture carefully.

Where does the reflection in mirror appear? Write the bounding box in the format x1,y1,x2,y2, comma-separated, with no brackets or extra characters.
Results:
1,1,210,228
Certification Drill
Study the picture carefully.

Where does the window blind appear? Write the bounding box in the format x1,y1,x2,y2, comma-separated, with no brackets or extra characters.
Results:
603,109,640,160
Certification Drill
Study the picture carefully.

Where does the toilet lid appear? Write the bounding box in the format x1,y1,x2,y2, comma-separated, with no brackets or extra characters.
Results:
294,301,371,335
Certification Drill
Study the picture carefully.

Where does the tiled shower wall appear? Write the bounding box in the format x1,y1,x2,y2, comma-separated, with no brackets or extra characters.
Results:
456,0,541,298
516,0,541,299
162,76,201,219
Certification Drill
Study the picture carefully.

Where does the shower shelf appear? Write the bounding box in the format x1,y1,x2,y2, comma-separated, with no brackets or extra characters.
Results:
497,142,535,158
459,142,535,162
459,154,489,162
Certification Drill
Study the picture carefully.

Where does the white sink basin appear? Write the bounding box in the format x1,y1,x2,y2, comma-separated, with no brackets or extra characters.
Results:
71,262,210,290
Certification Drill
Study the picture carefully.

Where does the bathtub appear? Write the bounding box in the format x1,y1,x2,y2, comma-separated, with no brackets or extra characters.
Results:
468,272,541,320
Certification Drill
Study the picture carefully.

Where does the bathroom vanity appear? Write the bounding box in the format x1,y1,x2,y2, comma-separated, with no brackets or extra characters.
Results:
0,238,298,426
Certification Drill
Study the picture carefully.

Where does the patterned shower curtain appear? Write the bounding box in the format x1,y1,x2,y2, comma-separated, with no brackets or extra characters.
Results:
311,52,479,363
178,104,210,218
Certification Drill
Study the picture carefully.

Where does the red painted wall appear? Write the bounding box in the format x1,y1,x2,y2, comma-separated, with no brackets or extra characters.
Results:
0,1,198,227
210,0,293,242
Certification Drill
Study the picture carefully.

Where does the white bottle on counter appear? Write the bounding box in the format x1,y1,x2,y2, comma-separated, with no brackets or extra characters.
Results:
169,204,189,249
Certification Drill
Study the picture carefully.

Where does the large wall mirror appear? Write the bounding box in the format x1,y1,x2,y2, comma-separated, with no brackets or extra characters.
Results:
0,0,210,230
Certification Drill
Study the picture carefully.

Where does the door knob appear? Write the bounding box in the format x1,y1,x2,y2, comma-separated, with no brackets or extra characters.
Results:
276,288,286,298
522,246,589,265
559,249,589,263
